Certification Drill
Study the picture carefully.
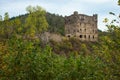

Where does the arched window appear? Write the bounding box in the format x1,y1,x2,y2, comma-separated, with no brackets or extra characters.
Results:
68,19,70,22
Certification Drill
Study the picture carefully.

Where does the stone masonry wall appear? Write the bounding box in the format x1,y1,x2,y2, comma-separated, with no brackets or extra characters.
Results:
65,11,98,41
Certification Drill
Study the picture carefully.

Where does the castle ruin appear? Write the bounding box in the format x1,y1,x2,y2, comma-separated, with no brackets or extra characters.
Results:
65,11,98,41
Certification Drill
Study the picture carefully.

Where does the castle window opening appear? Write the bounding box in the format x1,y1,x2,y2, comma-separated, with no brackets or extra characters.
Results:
84,35,86,38
68,35,71,38
81,18,84,21
80,29,82,31
93,35,94,39
80,35,82,38
89,35,90,39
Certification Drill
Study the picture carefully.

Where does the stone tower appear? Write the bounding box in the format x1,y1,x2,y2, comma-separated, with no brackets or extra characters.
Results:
65,11,98,41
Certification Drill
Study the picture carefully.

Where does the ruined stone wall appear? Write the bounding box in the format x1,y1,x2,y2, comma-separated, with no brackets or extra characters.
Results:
65,11,98,41
40,32,63,43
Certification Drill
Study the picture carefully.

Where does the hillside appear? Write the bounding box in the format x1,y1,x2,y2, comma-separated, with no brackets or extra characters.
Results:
0,4,120,80
9,12,65,35
0,9,109,55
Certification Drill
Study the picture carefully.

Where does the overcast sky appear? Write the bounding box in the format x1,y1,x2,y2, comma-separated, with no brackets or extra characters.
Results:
0,0,119,31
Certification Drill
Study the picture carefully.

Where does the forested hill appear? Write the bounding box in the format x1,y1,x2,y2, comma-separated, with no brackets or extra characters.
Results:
9,12,65,35
0,10,105,55
9,12,104,37
0,2,120,79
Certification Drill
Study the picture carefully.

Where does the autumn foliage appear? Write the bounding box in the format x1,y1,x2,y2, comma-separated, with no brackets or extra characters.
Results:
0,2,120,79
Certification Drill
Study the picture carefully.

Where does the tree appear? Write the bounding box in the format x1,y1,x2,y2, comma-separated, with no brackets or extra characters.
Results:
24,5,48,39
1,12,13,38
118,0,120,5
46,13,65,35
26,5,34,14
93,4,120,79
4,12,9,20
11,18,22,35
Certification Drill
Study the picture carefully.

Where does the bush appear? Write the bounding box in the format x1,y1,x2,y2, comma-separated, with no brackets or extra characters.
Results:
0,38,107,80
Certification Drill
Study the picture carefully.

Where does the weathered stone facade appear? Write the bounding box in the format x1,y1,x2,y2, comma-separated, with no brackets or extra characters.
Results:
65,11,98,41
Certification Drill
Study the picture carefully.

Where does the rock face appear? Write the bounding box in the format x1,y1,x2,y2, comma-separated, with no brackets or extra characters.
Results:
65,11,98,41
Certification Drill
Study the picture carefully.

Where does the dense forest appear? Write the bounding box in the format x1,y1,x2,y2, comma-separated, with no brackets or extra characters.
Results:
0,1,120,80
